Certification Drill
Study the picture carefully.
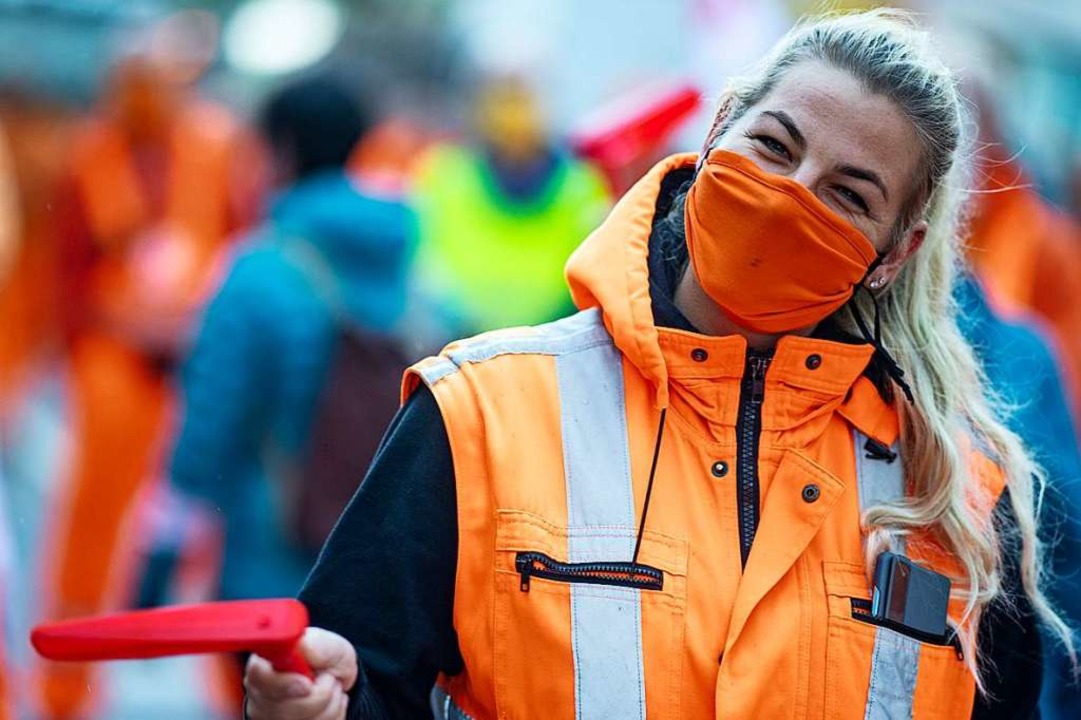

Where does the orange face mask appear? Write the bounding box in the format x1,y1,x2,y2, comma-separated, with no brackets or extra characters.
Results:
684,149,879,334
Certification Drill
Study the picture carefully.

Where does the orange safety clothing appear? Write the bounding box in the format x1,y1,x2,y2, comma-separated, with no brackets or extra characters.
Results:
38,100,257,719
967,158,1081,427
405,154,1005,719
66,101,249,329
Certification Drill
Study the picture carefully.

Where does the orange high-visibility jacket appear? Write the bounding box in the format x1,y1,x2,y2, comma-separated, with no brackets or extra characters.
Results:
404,155,1005,719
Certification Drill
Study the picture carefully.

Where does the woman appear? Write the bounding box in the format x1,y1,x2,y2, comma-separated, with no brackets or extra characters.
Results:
245,9,1071,720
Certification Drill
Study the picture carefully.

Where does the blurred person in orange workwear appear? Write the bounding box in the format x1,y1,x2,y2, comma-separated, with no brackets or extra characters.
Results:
36,14,266,719
966,150,1081,426
950,54,1081,720
246,10,1071,720
960,69,1081,426
962,97,1081,720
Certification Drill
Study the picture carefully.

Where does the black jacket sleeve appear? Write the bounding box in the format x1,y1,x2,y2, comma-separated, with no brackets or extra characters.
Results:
298,384,463,719
971,488,1044,720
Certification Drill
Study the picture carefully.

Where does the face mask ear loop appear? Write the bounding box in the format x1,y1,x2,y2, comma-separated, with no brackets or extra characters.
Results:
872,285,882,344
849,284,915,405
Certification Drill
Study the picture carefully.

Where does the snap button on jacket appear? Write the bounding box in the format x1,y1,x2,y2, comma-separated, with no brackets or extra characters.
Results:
405,155,1005,720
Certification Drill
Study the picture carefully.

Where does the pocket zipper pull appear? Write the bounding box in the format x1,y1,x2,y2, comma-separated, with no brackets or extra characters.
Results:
518,557,532,592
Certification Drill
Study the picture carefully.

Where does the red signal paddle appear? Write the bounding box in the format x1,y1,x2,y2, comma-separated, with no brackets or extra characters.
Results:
31,599,313,679
569,81,702,193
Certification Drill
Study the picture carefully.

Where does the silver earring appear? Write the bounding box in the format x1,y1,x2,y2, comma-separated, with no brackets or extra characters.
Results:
869,277,885,289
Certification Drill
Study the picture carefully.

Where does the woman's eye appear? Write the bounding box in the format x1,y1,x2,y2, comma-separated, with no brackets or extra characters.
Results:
748,133,791,160
835,186,869,213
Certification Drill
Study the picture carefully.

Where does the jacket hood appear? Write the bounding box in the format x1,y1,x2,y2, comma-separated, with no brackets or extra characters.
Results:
271,172,415,332
566,154,697,408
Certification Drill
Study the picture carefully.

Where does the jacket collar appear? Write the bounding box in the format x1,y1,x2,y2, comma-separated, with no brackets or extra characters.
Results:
565,153,897,443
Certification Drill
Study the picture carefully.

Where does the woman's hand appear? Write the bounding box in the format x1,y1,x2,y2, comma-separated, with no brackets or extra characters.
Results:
244,627,358,720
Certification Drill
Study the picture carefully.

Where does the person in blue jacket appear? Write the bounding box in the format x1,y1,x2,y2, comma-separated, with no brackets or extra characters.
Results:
956,274,1081,720
167,76,417,604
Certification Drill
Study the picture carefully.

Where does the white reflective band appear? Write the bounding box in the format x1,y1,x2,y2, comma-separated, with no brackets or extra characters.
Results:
853,430,906,543
865,625,921,720
853,430,918,720
557,324,646,720
415,308,612,388
416,309,646,718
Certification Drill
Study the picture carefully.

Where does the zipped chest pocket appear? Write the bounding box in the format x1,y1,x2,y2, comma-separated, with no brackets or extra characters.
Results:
822,562,975,720
515,551,664,592
492,511,688,720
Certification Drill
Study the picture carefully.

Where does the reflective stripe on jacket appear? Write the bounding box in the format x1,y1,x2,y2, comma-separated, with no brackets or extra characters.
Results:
404,154,1005,719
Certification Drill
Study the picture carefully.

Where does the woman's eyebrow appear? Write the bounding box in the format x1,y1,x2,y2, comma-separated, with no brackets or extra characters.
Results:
761,110,806,151
837,163,889,202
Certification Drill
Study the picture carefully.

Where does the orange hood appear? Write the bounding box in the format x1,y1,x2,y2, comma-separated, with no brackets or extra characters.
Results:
566,153,696,409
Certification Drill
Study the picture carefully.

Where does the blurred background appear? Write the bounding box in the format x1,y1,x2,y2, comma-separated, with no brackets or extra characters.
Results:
0,0,1078,718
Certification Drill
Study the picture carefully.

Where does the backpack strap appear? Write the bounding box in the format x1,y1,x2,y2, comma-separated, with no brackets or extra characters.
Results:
278,236,349,326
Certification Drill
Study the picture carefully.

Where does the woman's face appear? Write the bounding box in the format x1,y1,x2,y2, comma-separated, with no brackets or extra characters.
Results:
714,60,925,255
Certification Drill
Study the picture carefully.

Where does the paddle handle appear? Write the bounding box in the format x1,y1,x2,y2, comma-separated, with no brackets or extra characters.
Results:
264,643,314,679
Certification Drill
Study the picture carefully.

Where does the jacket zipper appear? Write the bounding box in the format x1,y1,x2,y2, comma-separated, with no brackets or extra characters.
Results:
515,551,664,592
735,351,771,569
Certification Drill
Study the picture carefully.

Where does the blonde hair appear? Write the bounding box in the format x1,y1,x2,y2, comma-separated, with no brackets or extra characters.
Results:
702,8,1074,689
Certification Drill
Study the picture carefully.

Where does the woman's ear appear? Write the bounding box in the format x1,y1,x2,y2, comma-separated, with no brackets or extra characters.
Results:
867,219,927,289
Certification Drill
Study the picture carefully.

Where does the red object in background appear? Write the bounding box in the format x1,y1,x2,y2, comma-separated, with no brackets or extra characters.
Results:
31,599,313,679
570,82,702,194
